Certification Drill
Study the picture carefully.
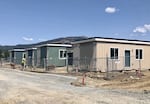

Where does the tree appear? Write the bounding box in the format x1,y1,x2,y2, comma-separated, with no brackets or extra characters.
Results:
3,50,9,58
0,49,9,59
0,49,3,59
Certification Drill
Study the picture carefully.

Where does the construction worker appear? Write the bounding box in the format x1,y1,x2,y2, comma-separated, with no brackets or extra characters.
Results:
21,57,26,70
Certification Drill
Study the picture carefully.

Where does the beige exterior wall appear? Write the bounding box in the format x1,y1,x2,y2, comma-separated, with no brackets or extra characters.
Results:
73,41,150,72
96,42,150,72
73,42,150,72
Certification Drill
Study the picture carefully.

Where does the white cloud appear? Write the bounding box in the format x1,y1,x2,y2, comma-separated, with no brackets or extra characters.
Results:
22,37,33,41
133,27,147,33
133,24,150,33
105,7,117,13
144,24,150,31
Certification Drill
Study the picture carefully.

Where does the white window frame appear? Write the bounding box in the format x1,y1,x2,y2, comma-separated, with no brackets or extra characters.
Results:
135,49,143,60
59,49,67,59
110,48,119,59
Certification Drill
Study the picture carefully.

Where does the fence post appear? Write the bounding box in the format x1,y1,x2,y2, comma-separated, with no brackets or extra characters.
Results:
84,56,86,70
106,56,109,79
32,57,34,70
82,72,86,85
43,58,46,72
76,58,79,73
138,59,142,78
66,55,69,73
46,58,48,71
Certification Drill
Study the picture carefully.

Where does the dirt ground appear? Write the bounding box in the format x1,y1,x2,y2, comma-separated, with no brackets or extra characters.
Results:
0,87,91,104
0,67,150,104
2,63,150,92
0,68,91,104
72,69,150,92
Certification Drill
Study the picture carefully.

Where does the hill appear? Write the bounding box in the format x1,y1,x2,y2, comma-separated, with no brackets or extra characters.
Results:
0,36,88,50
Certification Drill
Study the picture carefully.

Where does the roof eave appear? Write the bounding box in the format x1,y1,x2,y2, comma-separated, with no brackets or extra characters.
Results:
36,44,72,48
72,38,150,45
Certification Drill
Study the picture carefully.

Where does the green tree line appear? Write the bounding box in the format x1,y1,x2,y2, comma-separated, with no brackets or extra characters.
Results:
0,49,9,59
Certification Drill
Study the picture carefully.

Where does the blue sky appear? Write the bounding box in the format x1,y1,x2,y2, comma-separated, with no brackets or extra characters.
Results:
0,0,150,45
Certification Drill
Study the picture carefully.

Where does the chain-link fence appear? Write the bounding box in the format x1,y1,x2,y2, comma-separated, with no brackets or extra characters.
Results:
67,56,142,72
0,56,143,75
0,58,10,68
1,57,68,72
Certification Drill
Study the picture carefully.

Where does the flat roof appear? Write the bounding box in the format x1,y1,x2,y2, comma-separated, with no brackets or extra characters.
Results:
25,47,37,51
36,43,72,48
72,37,150,45
9,49,25,52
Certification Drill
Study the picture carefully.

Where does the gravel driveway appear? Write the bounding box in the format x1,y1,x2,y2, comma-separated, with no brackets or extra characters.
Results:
0,68,149,104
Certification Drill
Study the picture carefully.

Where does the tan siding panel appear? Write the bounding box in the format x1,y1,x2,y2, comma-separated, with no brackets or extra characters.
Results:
96,42,150,72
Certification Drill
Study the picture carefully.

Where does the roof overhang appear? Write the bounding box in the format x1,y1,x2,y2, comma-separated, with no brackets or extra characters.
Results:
25,47,37,51
9,49,25,52
72,38,150,45
36,44,72,48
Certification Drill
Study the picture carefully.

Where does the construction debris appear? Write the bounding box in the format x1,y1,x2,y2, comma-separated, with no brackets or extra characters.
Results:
143,90,150,94
71,70,150,92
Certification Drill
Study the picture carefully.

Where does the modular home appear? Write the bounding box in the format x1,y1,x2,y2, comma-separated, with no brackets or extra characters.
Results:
9,49,26,65
25,48,37,67
72,37,150,72
36,44,72,68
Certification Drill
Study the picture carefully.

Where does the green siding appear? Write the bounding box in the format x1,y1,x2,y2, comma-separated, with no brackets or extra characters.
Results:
47,47,66,67
26,49,37,67
27,50,32,66
14,51,24,64
33,50,37,66
40,46,47,67
38,46,67,68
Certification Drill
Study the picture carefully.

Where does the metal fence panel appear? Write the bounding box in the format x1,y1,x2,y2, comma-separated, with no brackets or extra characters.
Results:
67,56,141,72
1,56,142,73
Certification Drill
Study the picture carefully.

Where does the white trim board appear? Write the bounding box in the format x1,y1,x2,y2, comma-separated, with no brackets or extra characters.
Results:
36,44,72,48
25,48,37,51
9,49,25,52
72,38,150,45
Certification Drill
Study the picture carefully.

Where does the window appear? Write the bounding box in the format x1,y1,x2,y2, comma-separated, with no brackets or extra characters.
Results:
59,50,67,59
136,49,143,59
110,48,118,59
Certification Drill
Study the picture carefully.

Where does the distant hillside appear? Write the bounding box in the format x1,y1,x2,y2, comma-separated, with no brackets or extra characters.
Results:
37,36,88,45
0,36,88,50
